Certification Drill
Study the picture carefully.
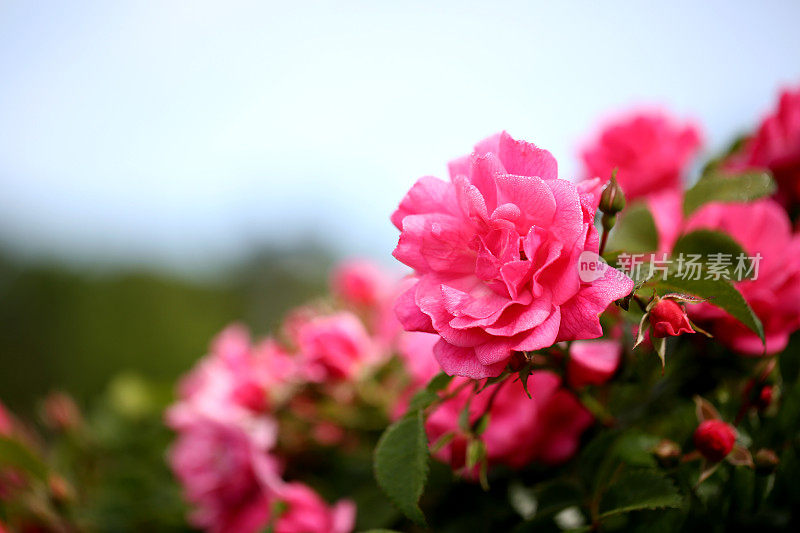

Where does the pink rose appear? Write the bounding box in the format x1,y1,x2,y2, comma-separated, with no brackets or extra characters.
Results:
331,260,392,308
581,111,701,252
295,312,378,382
581,110,702,201
426,372,593,472
685,200,800,354
741,87,800,205
167,414,282,533
392,132,633,379
177,326,297,417
273,482,355,533
567,340,622,388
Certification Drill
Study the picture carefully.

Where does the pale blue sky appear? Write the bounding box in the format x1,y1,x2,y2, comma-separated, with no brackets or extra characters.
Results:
1,1,799,274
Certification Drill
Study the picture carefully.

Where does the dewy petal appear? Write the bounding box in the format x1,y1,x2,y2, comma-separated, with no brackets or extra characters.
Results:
474,339,514,366
394,213,476,274
482,293,552,337
556,263,633,342
496,131,558,179
391,176,458,230
468,152,505,210
514,307,561,351
494,173,557,234
433,339,506,379
544,179,584,247
453,174,489,223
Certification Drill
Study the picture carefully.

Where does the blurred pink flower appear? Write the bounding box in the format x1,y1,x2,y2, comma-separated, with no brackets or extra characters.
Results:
0,401,12,437
426,372,593,472
273,482,355,533
392,132,633,379
166,413,282,533
295,312,378,382
685,200,800,354
567,339,622,388
177,326,297,417
332,260,392,308
391,331,441,419
741,87,800,205
581,110,702,201
581,111,701,252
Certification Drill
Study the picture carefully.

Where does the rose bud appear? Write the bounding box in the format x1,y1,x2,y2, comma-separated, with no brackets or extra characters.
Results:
754,448,780,475
42,392,82,432
652,439,682,468
756,385,773,410
599,172,626,216
649,298,695,338
743,380,774,411
693,420,736,462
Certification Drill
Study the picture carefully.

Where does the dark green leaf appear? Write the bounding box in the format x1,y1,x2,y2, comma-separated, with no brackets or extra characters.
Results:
406,372,453,413
374,410,429,526
599,470,682,518
683,171,775,216
670,229,752,280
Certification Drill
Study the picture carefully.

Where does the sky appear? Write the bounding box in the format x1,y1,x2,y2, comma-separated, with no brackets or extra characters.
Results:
1,0,799,275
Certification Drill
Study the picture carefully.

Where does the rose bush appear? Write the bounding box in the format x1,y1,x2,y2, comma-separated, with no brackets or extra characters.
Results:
5,93,800,533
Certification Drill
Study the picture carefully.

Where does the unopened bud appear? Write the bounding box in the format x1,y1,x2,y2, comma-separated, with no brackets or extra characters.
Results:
48,474,74,505
694,420,736,462
42,392,82,432
653,439,682,468
743,380,774,411
756,385,773,411
599,172,626,216
754,448,779,475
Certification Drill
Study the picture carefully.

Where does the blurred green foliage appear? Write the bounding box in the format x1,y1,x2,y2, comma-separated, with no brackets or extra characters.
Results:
0,246,332,414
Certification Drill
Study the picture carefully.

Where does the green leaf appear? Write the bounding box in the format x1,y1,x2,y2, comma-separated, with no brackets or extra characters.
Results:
653,276,764,346
607,203,659,253
683,171,775,216
374,410,429,526
406,371,453,413
0,436,49,481
599,470,682,518
670,229,751,279
426,371,454,392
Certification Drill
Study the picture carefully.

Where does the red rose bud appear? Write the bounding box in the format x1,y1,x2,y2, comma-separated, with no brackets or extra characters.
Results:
694,420,736,462
757,385,773,410
649,299,695,338
42,392,82,432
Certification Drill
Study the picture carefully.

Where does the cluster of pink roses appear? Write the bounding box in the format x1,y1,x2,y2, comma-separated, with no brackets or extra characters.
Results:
167,84,800,530
166,325,356,533
579,88,800,355
168,250,624,529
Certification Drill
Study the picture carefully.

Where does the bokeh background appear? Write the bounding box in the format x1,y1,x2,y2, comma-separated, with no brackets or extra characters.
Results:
2,0,800,414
